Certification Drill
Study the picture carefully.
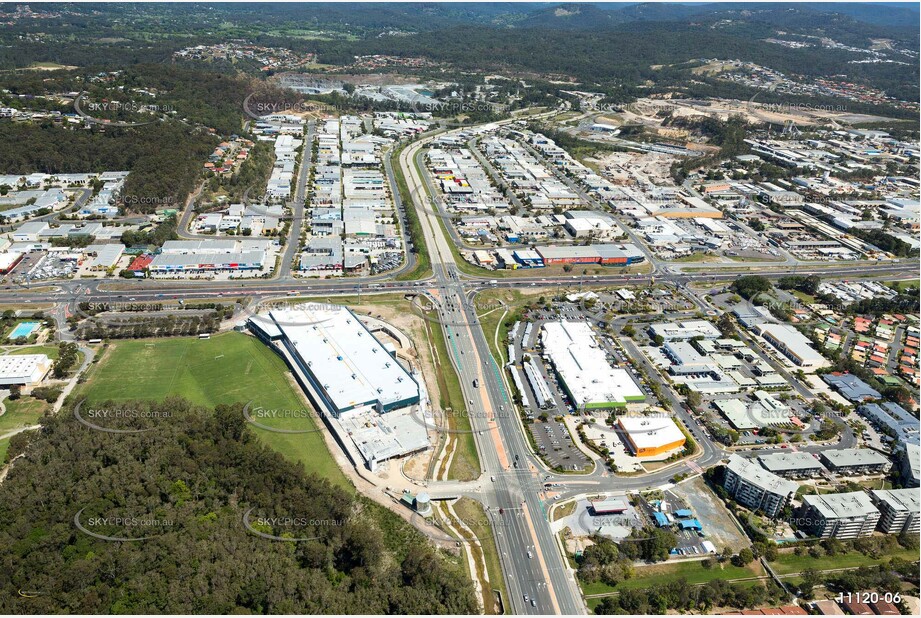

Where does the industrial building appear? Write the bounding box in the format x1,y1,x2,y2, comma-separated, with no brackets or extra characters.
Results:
754,323,828,370
819,448,892,476
724,454,798,518
149,239,273,275
900,443,920,487
0,354,51,386
797,492,880,540
524,357,554,409
0,250,24,274
534,244,645,266
251,305,419,415
714,395,791,430
540,321,644,409
870,488,920,535
617,415,686,457
758,452,826,478
248,305,427,471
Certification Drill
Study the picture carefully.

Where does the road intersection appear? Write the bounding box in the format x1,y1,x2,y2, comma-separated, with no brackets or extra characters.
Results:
0,116,914,616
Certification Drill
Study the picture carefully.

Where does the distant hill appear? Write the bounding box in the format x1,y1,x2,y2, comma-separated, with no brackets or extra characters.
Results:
518,3,620,29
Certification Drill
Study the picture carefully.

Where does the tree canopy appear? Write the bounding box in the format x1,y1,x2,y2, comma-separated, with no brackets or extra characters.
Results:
0,398,476,614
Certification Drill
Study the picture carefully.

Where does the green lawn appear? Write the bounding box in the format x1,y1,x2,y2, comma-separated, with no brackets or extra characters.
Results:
885,280,919,293
0,396,49,435
672,252,721,263
581,559,763,596
0,389,54,464
425,317,480,481
73,332,349,488
7,344,60,360
769,547,920,575
791,290,817,304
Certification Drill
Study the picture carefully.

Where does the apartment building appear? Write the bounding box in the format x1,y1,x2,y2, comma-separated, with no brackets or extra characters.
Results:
871,488,920,535
797,492,880,540
724,454,798,518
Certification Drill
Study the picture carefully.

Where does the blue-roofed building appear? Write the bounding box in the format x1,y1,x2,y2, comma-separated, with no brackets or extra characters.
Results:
823,373,881,402
679,519,702,531
512,249,544,268
674,509,693,518
653,512,669,527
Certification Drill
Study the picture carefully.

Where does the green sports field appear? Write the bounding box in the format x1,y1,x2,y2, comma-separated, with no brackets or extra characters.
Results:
74,332,349,488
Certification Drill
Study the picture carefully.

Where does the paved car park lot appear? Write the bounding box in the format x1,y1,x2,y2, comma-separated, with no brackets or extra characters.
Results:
530,419,590,471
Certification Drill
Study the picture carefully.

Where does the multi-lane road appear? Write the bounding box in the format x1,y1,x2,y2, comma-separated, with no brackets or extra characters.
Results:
401,130,584,615
0,115,915,616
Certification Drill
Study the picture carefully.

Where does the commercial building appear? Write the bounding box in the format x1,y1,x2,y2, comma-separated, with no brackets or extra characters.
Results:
0,251,24,274
534,244,645,266
870,488,920,535
724,454,798,518
540,321,644,409
819,448,891,476
754,323,828,370
715,397,789,430
617,415,686,457
86,243,124,270
822,373,882,402
149,239,272,274
590,497,629,514
648,320,721,342
251,305,419,415
758,452,826,478
248,305,427,471
149,251,266,273
512,249,544,268
797,492,880,539
0,354,51,386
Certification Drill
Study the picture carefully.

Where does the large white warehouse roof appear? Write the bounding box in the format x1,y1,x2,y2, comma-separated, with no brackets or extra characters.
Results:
267,306,419,415
540,321,643,409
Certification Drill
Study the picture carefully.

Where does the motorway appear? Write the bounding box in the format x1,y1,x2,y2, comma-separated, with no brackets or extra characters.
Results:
401,128,584,615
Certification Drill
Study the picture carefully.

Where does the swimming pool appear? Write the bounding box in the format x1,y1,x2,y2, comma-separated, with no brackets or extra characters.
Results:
9,321,39,339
